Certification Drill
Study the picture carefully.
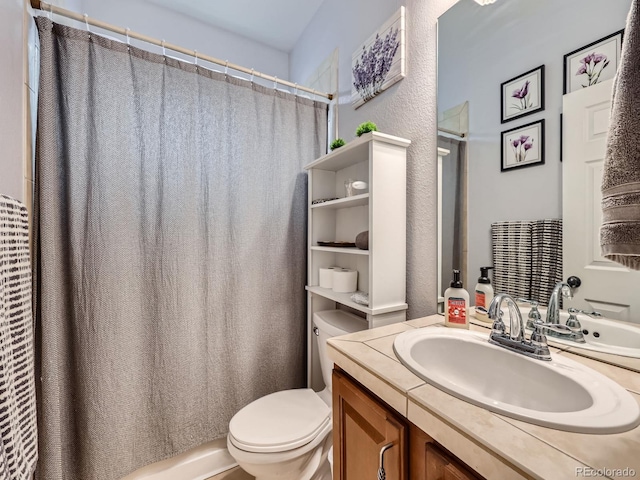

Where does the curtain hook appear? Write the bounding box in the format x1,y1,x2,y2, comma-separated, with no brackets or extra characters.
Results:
125,27,131,46
294,83,298,96
250,68,254,83
274,76,278,90
83,13,91,34
161,39,166,57
194,50,199,68
224,60,229,78
46,2,53,20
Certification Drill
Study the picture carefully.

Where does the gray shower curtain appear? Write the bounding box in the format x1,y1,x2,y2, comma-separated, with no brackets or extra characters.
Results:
34,18,326,480
437,136,466,295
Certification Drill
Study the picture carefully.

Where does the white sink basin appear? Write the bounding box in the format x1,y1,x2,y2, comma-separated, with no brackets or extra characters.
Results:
393,328,640,434
521,307,640,359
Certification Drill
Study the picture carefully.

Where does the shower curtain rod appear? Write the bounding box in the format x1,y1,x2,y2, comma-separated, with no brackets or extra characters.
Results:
29,0,333,101
438,127,466,139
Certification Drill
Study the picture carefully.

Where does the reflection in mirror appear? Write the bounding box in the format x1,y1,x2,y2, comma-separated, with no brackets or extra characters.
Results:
437,136,467,312
437,0,640,369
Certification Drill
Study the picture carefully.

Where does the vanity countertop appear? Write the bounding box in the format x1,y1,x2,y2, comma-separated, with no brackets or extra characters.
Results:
327,315,640,480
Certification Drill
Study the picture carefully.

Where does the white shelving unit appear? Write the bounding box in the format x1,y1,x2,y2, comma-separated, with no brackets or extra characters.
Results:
305,131,410,390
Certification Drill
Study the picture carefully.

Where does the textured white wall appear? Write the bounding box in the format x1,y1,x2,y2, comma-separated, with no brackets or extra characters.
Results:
291,0,459,319
52,0,290,80
439,0,630,293
0,0,25,202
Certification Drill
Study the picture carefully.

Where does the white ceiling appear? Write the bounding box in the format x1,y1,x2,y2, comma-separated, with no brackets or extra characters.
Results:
146,0,326,52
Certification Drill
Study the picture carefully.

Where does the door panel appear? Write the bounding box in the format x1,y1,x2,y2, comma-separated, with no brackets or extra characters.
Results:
563,79,640,322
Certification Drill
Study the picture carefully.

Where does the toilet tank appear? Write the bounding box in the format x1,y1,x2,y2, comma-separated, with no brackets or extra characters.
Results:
313,310,368,392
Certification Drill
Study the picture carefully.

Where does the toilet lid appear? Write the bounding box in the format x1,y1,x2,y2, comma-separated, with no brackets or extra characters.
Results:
229,389,331,453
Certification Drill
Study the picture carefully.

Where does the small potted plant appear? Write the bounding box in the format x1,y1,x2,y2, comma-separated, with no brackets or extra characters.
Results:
356,121,378,137
330,138,346,151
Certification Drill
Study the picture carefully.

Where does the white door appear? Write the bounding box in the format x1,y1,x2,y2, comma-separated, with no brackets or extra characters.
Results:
563,79,640,323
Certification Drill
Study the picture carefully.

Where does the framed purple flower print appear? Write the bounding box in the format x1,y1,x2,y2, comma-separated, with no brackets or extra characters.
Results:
501,120,545,173
563,30,624,94
351,7,406,109
500,65,545,124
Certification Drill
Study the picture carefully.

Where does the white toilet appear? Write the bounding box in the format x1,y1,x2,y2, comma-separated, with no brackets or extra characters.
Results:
227,309,367,480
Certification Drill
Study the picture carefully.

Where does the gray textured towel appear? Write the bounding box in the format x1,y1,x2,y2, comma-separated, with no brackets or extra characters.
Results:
491,221,532,301
0,195,38,479
491,219,563,305
601,0,640,270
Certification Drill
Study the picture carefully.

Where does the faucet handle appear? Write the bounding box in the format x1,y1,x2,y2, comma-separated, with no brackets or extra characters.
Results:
516,299,541,315
517,298,542,329
491,316,506,335
531,321,575,351
574,308,602,318
566,309,583,332
489,308,506,334
533,322,573,336
516,298,538,307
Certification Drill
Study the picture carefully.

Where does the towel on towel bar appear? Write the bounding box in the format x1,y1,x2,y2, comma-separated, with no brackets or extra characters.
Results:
491,219,563,306
491,221,532,301
601,0,640,270
0,195,37,480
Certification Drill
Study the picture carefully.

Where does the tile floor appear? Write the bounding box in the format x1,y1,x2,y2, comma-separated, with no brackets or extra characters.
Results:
206,466,253,480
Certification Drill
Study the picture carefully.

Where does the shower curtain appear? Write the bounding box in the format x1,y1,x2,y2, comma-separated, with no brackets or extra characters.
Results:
437,136,466,294
34,18,327,480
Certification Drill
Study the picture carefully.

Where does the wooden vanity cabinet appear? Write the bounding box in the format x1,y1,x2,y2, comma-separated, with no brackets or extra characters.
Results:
332,369,408,480
333,368,482,480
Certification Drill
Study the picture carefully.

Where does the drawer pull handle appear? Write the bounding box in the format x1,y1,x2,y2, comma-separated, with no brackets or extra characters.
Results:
377,442,394,480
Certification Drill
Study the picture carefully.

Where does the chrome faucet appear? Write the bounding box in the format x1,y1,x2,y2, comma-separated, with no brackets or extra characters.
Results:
488,293,526,342
546,282,571,324
546,276,581,324
541,277,592,344
487,293,574,361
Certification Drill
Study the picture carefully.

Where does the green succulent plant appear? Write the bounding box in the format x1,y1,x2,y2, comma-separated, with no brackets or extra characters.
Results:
356,121,378,137
330,138,346,150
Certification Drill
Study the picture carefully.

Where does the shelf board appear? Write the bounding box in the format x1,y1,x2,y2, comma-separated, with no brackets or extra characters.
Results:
310,194,370,209
304,132,411,172
311,246,369,255
306,286,408,315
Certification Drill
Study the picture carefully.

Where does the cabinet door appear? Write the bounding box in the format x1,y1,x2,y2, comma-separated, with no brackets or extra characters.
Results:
410,424,480,480
333,369,408,480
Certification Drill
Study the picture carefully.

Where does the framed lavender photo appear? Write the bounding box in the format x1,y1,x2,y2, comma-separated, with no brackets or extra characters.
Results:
563,29,624,94
500,65,545,124
501,120,545,172
351,7,406,109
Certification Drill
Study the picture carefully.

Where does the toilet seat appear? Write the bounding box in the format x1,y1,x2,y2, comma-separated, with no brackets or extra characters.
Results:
228,389,331,454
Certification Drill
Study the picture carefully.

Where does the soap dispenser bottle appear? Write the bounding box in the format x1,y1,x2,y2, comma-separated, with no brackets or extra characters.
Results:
474,266,494,322
445,270,470,329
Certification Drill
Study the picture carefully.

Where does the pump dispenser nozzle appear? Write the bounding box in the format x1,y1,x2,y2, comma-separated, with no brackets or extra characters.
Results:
450,269,463,288
478,266,493,284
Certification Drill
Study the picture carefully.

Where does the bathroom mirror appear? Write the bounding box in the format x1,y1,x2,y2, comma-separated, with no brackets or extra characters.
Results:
437,0,640,371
